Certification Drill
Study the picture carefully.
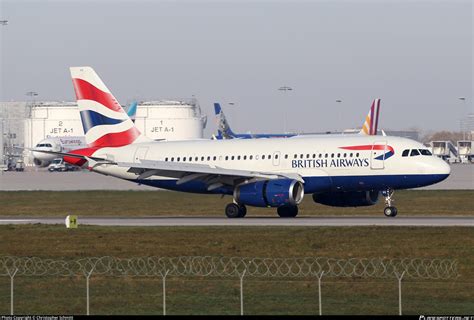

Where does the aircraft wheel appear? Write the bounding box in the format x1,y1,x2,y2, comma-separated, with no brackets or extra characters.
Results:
384,206,398,217
277,205,298,218
238,204,247,218
225,203,241,218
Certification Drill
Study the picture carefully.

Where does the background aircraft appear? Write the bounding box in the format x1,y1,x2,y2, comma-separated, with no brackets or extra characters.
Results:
31,102,138,167
213,99,381,139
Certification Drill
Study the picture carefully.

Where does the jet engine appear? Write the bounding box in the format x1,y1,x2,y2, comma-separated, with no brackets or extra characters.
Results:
312,190,379,207
234,179,304,207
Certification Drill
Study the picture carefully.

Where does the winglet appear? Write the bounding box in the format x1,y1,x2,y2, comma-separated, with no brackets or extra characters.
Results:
360,99,381,135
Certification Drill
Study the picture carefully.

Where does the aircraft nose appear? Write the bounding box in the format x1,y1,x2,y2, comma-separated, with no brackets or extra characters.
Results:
437,159,451,176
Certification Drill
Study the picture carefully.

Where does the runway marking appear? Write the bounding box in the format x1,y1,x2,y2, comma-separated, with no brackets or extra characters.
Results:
0,217,473,227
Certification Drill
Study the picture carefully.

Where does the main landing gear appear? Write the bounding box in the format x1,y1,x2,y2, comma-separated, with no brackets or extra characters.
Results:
382,189,398,217
225,203,247,218
277,205,298,218
224,203,299,218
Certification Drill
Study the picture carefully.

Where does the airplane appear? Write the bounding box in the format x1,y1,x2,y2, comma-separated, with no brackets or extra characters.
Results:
214,99,381,139
38,67,450,219
32,102,138,167
213,103,297,139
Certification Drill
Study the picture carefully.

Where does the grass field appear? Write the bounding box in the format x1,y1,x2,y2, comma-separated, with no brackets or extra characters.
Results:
0,225,473,314
1,190,473,217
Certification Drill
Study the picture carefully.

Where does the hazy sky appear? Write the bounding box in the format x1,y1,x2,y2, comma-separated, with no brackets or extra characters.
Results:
0,0,472,136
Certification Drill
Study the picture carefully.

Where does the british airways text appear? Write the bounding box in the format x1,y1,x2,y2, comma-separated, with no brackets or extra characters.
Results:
292,158,370,168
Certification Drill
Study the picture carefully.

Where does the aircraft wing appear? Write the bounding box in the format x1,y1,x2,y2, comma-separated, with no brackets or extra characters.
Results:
116,159,304,190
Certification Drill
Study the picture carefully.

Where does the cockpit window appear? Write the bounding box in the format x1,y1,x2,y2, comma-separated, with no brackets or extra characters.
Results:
402,149,409,157
419,149,432,156
410,149,420,156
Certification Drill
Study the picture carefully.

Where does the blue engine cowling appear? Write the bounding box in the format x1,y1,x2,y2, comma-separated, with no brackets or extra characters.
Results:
312,190,379,207
234,179,304,207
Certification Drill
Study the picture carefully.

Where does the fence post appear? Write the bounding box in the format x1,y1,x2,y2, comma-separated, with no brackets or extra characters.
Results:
395,271,406,316
239,269,247,316
8,268,18,315
84,266,96,316
317,271,324,316
162,270,169,316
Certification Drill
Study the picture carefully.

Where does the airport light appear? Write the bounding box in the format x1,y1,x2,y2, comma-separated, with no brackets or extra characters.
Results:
336,99,343,133
278,86,293,133
458,97,467,140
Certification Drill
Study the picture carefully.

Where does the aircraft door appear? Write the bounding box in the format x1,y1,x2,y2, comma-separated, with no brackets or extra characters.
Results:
370,141,386,170
273,151,281,166
134,147,149,163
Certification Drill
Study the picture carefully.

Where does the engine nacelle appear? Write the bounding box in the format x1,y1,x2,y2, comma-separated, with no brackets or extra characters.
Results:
312,190,379,207
234,179,304,207
33,158,51,167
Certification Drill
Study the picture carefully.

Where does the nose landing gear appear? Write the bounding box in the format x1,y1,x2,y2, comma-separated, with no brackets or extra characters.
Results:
382,189,398,217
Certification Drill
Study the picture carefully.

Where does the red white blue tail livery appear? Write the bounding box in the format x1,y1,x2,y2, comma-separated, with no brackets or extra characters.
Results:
70,67,146,148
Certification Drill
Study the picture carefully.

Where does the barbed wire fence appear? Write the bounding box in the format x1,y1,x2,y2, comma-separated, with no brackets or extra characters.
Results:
0,256,459,315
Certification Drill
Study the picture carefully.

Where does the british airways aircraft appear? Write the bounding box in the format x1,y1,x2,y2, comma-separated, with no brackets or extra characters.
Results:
42,67,450,218
214,99,381,139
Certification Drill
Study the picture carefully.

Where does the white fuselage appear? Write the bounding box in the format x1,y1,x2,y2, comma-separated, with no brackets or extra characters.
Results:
84,135,450,194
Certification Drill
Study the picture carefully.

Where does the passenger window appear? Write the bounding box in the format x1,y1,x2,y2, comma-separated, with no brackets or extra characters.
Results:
275,154,279,159
165,157,168,161
337,153,340,158
262,155,265,160
294,154,297,159
201,156,205,161
344,153,347,158
331,153,334,158
195,157,198,161
284,154,288,159
402,149,409,157
356,153,360,157
244,155,247,160
237,155,241,160
319,154,322,158
325,154,328,158
268,155,271,159
255,155,259,160
250,155,253,160
350,153,353,157
177,157,180,162
306,154,310,159
183,157,186,161
213,156,217,161
225,156,229,160
300,154,304,159
231,156,235,160
171,157,174,161
410,149,420,157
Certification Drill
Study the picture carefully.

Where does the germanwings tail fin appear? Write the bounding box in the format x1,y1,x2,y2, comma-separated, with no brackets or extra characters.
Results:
360,98,381,135
70,67,149,148
214,103,236,139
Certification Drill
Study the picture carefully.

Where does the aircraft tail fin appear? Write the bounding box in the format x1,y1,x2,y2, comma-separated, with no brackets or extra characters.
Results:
360,98,381,135
70,67,149,148
214,103,236,139
127,101,138,123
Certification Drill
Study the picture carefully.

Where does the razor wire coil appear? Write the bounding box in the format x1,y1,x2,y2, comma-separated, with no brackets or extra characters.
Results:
0,256,458,280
